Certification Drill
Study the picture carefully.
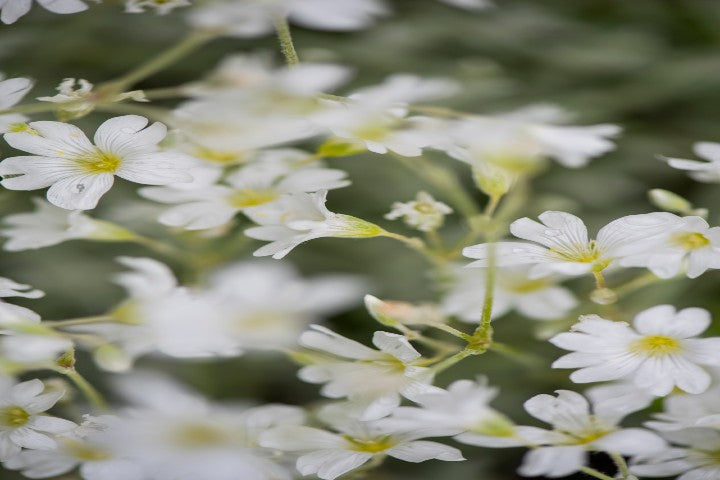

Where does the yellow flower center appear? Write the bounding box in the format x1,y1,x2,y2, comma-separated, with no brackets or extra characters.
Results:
194,147,246,165
63,440,112,461
343,434,396,453
672,231,710,250
7,123,38,134
0,406,30,427
79,151,122,174
629,335,682,356
172,423,228,447
227,189,279,209
548,240,603,264
503,277,551,294
352,123,389,142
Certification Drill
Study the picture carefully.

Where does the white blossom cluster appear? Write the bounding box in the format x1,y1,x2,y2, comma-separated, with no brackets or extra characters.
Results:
1,2,719,480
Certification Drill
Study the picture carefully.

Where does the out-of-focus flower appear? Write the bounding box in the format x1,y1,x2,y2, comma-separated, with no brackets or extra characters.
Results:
662,142,720,183
187,0,388,38
0,75,32,133
0,0,87,24
36,78,147,120
551,305,720,396
631,429,720,480
463,210,677,278
245,190,384,259
125,0,190,14
1,198,137,251
385,191,452,232
0,116,194,210
140,149,350,230
442,265,576,321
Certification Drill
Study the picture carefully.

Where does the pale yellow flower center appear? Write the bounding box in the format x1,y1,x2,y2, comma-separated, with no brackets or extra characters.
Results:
227,189,279,208
343,434,396,453
7,123,38,134
0,406,30,427
672,231,710,250
629,335,682,356
63,440,112,461
171,423,228,447
79,151,122,174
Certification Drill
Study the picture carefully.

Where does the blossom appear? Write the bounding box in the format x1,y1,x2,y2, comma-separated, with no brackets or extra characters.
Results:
244,190,384,259
0,0,87,24
0,378,76,461
140,149,350,230
550,305,720,396
0,75,32,133
125,0,190,14
0,115,193,210
385,378,529,448
644,382,720,432
631,428,720,480
385,191,452,232
442,265,577,322
295,324,440,420
516,390,665,478
187,0,388,38
439,105,621,171
463,210,677,278
260,414,463,480
36,79,147,120
1,198,136,251
618,214,720,278
662,141,720,183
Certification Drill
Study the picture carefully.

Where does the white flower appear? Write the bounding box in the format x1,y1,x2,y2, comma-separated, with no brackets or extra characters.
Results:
437,0,492,10
442,265,577,322
0,75,32,133
0,0,87,24
1,198,134,251
0,277,43,299
550,305,720,396
618,214,720,278
260,415,463,480
296,324,440,420
385,191,452,232
3,415,143,480
463,210,677,278
202,261,362,351
0,115,193,210
245,190,383,259
386,378,527,448
0,378,76,461
644,383,720,432
440,105,621,170
187,0,388,38
109,373,303,480
140,149,350,230
516,390,665,478
125,0,190,15
631,429,720,480
662,142,720,183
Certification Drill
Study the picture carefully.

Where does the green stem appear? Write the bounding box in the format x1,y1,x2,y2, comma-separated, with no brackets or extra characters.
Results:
472,241,496,343
580,467,616,480
132,236,181,257
100,31,216,92
54,368,108,411
381,231,446,267
43,316,115,328
609,452,631,478
430,349,472,374
0,102,60,116
614,271,661,298
273,16,299,66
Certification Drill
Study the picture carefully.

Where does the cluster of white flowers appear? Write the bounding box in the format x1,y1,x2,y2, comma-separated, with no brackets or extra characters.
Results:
3,2,720,480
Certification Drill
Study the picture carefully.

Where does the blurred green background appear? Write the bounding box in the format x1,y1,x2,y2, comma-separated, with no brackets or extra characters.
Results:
3,1,720,478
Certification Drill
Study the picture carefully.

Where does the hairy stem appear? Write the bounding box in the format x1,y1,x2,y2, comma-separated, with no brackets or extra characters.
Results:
273,16,300,66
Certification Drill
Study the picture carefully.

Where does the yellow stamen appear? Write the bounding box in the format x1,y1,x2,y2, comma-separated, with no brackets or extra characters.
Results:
672,231,710,250
629,335,682,356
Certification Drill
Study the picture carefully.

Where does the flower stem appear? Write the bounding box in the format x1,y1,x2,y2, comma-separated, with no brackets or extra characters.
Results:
273,16,299,66
430,349,473,374
609,452,631,479
100,30,217,92
43,315,116,328
0,102,60,116
580,467,616,480
65,370,108,411
472,241,496,345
